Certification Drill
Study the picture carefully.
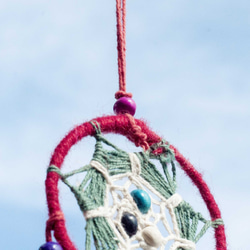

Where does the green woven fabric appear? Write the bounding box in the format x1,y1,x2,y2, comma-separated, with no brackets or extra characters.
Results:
48,123,223,250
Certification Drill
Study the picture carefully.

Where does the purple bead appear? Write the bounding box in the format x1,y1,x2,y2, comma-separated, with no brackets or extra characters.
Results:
39,242,63,250
113,97,136,116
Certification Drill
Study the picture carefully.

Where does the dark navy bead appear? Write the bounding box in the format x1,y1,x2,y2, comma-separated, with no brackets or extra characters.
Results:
131,189,151,214
113,97,136,116
39,242,63,250
121,212,138,237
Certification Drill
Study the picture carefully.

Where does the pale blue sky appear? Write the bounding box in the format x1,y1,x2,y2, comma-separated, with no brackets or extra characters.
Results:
0,0,249,249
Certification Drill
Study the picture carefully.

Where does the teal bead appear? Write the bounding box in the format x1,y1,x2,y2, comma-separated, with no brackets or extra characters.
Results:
130,189,151,214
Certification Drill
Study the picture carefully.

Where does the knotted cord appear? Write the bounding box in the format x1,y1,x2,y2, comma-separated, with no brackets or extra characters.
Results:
115,0,132,99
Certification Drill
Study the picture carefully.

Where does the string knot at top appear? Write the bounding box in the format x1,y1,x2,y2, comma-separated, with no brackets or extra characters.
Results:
115,90,132,99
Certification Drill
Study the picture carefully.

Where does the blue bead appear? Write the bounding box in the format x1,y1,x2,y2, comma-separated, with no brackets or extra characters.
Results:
121,212,138,237
131,189,151,214
39,242,63,250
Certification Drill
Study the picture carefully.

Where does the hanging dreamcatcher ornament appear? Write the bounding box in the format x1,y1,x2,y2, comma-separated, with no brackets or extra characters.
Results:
39,1,227,250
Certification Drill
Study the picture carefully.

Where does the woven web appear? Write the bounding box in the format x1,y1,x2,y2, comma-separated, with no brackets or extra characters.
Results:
84,155,195,250
48,130,220,250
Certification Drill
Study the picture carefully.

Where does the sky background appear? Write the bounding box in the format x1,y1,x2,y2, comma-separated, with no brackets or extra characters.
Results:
0,0,249,249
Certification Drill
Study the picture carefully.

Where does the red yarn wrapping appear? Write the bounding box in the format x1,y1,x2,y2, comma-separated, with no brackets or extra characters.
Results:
115,0,132,99
46,211,65,241
125,113,149,150
45,115,227,249
115,90,132,100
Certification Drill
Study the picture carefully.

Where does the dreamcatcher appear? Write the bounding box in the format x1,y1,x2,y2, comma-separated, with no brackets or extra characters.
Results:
39,1,227,249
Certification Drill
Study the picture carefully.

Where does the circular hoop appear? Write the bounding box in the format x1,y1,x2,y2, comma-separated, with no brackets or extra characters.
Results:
45,115,226,249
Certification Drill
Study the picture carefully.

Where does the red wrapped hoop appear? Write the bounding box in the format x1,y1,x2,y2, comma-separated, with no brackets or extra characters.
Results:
45,115,226,250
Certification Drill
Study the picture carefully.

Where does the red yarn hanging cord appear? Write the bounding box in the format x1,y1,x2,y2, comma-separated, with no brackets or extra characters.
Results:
115,0,132,99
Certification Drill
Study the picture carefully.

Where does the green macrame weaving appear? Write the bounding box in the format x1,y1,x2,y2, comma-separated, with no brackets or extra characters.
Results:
47,122,223,250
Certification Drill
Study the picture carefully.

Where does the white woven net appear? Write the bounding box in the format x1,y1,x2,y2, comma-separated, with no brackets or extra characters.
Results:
84,153,196,250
